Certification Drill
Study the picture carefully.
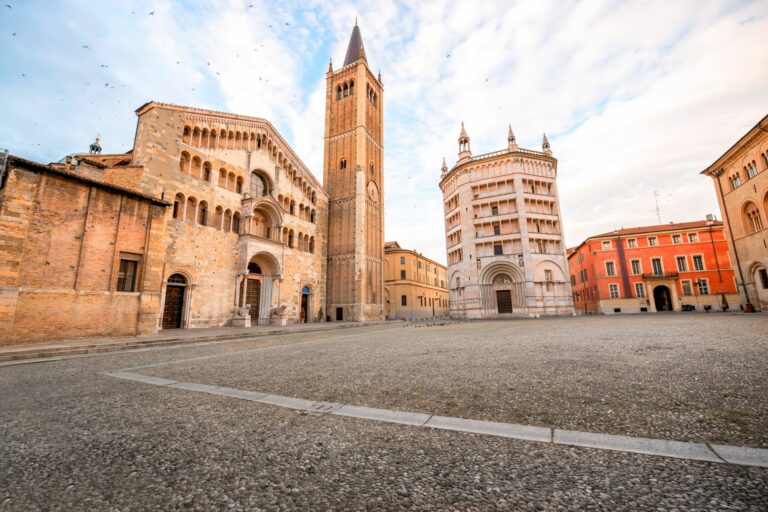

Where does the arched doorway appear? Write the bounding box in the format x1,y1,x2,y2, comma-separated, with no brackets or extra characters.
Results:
240,261,263,325
478,262,525,315
653,285,672,312
300,286,311,323
162,274,187,329
493,274,514,313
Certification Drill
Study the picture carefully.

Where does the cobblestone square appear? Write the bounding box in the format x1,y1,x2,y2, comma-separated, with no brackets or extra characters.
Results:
1,315,766,510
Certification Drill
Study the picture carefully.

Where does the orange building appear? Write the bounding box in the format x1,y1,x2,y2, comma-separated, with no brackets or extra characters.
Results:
568,219,739,314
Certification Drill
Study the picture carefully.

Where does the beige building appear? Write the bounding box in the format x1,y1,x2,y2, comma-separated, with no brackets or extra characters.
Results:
0,23,384,343
384,241,449,320
701,114,768,311
439,125,574,318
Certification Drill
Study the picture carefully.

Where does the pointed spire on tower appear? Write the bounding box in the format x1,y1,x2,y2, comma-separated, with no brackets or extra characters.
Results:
377,69,382,84
328,58,333,73
458,122,471,162
343,22,366,65
507,124,518,151
441,156,448,176
542,133,551,154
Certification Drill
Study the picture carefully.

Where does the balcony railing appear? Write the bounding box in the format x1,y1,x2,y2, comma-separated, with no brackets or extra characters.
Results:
642,272,679,279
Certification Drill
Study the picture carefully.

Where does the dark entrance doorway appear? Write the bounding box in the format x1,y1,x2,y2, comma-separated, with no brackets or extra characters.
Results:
240,279,261,324
300,286,310,323
496,290,513,313
162,274,187,329
653,285,672,311
336,307,343,320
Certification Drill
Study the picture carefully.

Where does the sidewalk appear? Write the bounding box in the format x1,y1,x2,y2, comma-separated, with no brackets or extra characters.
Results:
0,321,397,363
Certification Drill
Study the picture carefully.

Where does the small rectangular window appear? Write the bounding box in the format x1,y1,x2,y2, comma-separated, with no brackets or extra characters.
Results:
401,295,407,306
676,256,688,272
682,280,693,296
602,241,611,250
630,259,641,275
692,255,704,271
635,282,645,298
608,284,619,299
491,205,499,216
698,279,709,295
117,258,139,292
627,239,636,248
648,237,657,246
672,234,681,244
400,270,406,280
493,225,501,236
688,233,698,243
400,256,405,265
605,261,616,276
494,244,503,256
544,270,553,281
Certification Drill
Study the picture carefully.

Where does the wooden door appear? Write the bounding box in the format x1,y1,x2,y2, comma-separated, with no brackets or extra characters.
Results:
496,290,513,314
246,279,261,323
162,285,185,329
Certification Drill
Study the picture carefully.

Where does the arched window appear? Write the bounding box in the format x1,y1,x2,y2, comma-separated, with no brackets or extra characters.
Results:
250,172,269,197
311,191,316,204
236,176,243,194
168,273,187,285
336,85,342,100
257,135,263,149
310,209,316,223
192,127,201,146
232,212,241,234
349,80,354,95
203,162,212,181
369,161,374,177
747,161,758,179
197,201,208,226
219,129,226,149
202,128,209,146
288,229,294,248
179,152,190,174
185,197,197,223
762,152,768,170
228,131,235,148
173,193,185,219
218,169,227,188
182,126,191,144
191,156,202,178
227,172,236,191
235,131,241,149
298,233,304,251
214,206,223,230
223,209,232,232
289,200,295,215
309,236,315,254
343,83,349,97
743,201,763,233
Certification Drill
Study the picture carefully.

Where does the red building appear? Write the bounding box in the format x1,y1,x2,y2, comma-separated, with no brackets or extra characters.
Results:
567,218,739,314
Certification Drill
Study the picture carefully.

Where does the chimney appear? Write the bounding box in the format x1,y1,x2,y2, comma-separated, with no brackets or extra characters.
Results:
705,213,715,224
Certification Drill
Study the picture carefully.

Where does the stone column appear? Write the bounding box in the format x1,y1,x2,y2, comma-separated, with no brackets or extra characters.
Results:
260,276,273,325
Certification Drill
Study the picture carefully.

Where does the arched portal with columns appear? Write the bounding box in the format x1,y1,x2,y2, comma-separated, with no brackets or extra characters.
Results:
478,261,526,315
235,252,282,326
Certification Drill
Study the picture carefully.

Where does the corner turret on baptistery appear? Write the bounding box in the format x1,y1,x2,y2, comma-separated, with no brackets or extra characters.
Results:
438,124,574,318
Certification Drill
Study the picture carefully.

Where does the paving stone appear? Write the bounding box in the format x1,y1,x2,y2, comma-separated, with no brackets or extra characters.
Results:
204,386,268,401
711,444,768,468
168,382,223,393
104,371,177,386
553,429,722,463
332,405,431,426
425,415,551,442
256,394,316,410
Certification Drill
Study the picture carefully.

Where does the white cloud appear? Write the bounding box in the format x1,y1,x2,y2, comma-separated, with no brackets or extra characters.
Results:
1,0,765,266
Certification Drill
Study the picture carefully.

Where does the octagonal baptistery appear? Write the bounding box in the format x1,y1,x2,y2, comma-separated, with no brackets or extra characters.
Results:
439,124,574,318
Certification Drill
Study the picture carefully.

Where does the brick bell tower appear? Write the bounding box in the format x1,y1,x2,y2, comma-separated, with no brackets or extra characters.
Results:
323,21,384,321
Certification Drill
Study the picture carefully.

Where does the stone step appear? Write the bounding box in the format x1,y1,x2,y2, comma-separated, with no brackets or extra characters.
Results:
0,321,395,362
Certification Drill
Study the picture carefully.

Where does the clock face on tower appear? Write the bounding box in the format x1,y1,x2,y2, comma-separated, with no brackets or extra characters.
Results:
367,180,379,202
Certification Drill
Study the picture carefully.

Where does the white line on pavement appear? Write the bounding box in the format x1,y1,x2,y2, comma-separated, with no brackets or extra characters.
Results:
101,371,768,469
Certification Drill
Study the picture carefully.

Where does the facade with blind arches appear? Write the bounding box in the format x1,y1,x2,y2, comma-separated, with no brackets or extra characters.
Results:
439,124,574,318
0,24,384,343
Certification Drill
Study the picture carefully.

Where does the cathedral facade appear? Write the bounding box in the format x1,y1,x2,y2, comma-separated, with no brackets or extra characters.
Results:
0,25,384,343
439,125,574,318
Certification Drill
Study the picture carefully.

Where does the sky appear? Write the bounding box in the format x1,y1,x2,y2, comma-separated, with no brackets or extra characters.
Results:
1,0,767,264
